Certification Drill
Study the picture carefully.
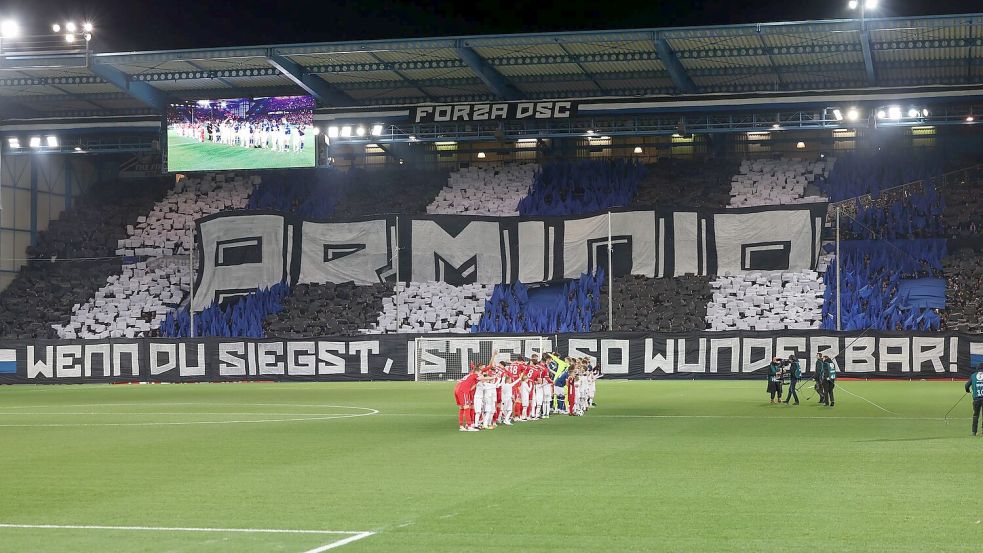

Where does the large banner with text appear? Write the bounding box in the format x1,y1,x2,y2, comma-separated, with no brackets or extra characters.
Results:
192,203,827,311
0,330,981,384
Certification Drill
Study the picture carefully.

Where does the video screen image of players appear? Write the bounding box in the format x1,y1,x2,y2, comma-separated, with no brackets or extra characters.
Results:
166,95,316,172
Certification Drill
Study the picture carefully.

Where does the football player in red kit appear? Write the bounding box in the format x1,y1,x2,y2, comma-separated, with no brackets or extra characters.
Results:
454,364,479,432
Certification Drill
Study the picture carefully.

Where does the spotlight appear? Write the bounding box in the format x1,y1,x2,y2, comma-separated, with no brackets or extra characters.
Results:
8,138,20,149
966,115,975,122
74,146,82,152
888,106,902,119
908,108,920,118
370,124,383,137
832,109,843,121
771,123,781,130
865,0,878,8
327,126,339,138
82,22,93,33
29,137,41,148
65,21,76,33
312,127,320,135
876,109,886,119
52,23,61,33
340,126,352,138
848,0,858,8
922,108,929,117
796,141,806,149
46,136,58,147
355,126,366,137
65,33,76,43
0,19,19,38
846,108,860,121
477,152,486,159
633,146,643,154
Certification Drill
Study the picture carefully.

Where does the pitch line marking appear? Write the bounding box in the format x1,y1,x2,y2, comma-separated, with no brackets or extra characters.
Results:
0,406,378,428
374,413,959,421
302,531,376,552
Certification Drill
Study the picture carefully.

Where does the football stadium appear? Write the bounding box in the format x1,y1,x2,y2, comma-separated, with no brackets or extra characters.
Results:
1,5,982,552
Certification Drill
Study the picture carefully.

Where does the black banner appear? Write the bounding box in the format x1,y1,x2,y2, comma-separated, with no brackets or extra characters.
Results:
1,330,981,384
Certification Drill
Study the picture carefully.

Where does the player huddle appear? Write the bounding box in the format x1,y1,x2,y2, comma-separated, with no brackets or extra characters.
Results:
453,351,600,431
171,118,309,154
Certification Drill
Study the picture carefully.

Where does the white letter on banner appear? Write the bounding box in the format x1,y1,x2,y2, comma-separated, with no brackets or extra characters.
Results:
844,337,876,373
317,341,346,375
257,342,285,375
709,338,740,374
84,344,111,377
287,341,316,376
601,340,630,375
775,337,807,361
741,338,772,374
878,338,909,373
450,340,481,374
677,338,706,373
218,342,246,376
113,343,140,376
567,339,598,367
55,345,83,378
912,337,945,373
26,346,53,379
349,341,379,374
644,338,674,374
490,339,522,364
179,343,206,377
149,342,177,376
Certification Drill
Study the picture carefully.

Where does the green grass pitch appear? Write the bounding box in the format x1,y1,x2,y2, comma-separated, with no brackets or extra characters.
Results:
0,380,978,552
166,131,315,172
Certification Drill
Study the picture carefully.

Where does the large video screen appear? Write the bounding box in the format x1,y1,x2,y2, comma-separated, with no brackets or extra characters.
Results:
166,95,316,172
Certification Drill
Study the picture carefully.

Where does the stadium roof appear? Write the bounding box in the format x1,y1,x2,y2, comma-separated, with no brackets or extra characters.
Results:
0,13,980,119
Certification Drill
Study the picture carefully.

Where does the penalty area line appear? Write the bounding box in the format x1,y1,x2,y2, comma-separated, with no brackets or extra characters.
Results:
0,524,375,552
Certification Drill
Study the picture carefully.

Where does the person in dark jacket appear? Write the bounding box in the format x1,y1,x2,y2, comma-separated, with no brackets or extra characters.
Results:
783,354,802,405
814,352,826,404
767,357,783,404
965,367,983,436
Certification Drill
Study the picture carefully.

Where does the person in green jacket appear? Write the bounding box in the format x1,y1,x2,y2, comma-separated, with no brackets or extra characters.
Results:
821,355,837,407
783,354,802,405
813,352,826,404
767,357,783,404
965,368,983,436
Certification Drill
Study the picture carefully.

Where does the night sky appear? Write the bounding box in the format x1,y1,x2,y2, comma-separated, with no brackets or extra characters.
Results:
2,0,981,52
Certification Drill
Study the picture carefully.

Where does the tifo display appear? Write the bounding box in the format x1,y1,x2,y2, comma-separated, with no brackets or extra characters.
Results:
166,96,316,172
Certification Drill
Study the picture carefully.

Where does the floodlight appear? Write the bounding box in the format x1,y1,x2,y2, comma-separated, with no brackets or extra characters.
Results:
865,0,878,8
312,127,320,135
65,21,76,32
8,138,19,149
83,33,91,41
922,108,929,117
477,152,486,159
847,0,859,8
65,33,75,43
355,126,365,137
29,137,41,148
876,109,886,119
52,23,61,33
408,135,418,141
83,22,93,32
1,19,19,38
846,108,860,121
887,106,902,119
633,146,643,154
340,126,352,138
908,108,919,118
771,123,781,130
74,146,82,152
585,129,595,135
796,141,806,149
967,115,975,122
370,124,383,136
327,126,339,138
832,109,843,121
46,136,58,147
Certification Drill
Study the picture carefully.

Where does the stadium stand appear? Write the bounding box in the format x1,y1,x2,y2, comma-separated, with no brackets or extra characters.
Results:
728,157,831,208
705,271,825,331
592,274,712,332
332,167,448,219
943,247,983,333
475,271,602,333
819,150,943,202
427,163,537,216
58,173,254,338
0,178,171,339
518,159,646,216
366,282,494,334
630,157,736,209
161,283,289,338
821,239,946,331
265,282,392,337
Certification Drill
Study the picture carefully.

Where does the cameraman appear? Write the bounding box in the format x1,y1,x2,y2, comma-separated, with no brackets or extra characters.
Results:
767,357,784,404
783,355,802,405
